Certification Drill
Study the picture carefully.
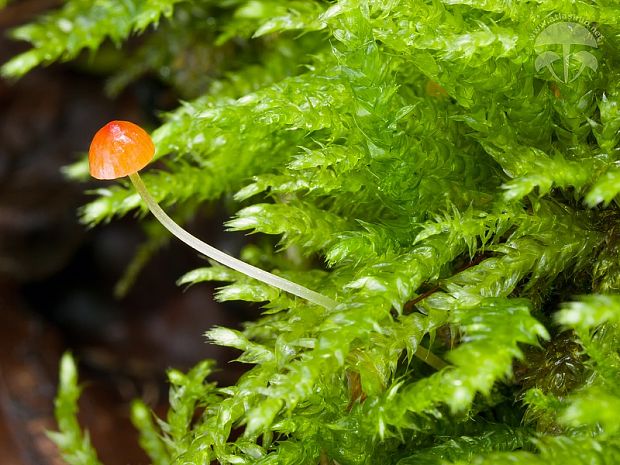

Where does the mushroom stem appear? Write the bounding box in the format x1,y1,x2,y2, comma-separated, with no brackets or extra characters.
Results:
128,172,338,310
129,172,447,371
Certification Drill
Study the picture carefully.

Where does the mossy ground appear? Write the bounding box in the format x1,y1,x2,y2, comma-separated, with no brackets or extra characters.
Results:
4,1,620,464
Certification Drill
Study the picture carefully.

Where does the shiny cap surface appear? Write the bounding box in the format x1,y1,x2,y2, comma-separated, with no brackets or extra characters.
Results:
89,121,155,179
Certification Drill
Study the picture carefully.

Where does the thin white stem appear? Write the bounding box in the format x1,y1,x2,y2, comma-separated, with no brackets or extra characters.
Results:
129,172,338,309
129,172,447,371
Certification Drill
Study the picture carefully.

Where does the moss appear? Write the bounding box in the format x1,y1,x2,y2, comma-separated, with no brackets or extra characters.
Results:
5,0,620,463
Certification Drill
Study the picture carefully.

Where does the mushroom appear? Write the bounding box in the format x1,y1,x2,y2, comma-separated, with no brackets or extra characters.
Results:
88,121,447,370
88,121,337,309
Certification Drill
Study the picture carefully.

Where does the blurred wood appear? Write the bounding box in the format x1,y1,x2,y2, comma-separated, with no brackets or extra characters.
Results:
0,282,64,465
0,282,152,465
0,0,61,28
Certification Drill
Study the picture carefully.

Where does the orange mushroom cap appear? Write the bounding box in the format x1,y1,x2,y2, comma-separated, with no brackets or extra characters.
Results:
89,121,155,179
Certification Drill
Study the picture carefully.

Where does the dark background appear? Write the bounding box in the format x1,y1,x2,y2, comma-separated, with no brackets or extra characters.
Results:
0,2,248,463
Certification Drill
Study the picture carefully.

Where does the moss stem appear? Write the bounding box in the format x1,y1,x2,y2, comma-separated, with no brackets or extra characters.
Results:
414,344,449,371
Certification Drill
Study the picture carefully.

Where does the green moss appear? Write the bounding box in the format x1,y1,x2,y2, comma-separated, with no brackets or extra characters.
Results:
5,0,620,463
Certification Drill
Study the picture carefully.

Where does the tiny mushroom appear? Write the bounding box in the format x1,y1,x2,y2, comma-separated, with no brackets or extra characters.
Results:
88,121,447,371
89,121,155,180
88,121,338,309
